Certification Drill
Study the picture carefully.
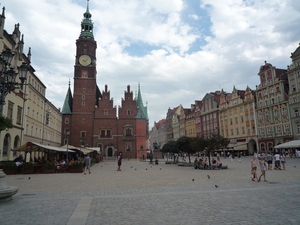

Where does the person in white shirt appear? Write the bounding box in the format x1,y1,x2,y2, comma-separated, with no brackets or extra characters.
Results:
274,153,281,170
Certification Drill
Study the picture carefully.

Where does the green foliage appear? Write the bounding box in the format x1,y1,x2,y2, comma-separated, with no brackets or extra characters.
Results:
176,136,196,163
69,161,83,169
176,136,195,154
3,162,17,170
0,116,13,129
22,162,34,170
172,135,230,164
44,161,56,169
161,140,178,154
91,158,97,164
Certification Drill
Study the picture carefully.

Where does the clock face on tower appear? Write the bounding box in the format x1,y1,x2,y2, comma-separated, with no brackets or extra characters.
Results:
79,55,91,66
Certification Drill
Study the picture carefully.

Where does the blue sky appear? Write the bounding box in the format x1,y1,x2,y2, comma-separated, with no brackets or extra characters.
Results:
2,0,300,128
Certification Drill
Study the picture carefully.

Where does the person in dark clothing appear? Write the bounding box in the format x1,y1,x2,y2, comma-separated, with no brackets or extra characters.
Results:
117,152,123,171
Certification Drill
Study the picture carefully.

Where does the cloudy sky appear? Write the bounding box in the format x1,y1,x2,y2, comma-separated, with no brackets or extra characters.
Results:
3,0,300,127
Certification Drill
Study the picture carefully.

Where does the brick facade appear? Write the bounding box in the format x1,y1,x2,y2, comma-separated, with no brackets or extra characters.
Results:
61,4,148,159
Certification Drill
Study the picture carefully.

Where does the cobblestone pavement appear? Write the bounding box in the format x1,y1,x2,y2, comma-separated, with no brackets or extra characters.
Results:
1,156,300,225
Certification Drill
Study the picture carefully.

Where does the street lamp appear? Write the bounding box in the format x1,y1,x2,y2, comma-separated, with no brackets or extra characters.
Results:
0,48,29,201
79,139,83,159
66,129,70,163
0,49,29,115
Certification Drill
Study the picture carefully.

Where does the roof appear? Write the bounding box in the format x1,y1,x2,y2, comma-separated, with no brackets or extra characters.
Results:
291,44,300,59
155,119,166,129
61,84,73,114
79,0,94,38
135,84,148,120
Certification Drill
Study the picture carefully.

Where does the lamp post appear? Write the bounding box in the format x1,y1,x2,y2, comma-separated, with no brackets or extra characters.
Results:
0,48,29,201
66,130,70,163
79,139,82,159
0,49,29,115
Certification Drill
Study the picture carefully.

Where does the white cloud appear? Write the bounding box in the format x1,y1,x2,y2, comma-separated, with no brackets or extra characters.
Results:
189,14,199,20
3,0,300,128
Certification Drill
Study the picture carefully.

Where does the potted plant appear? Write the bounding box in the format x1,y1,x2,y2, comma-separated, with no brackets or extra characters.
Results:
0,116,13,131
3,162,17,175
69,161,84,173
91,158,97,164
21,162,34,174
43,161,56,173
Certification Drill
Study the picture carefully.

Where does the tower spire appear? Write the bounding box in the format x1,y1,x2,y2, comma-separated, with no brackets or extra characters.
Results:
79,0,94,38
135,84,148,120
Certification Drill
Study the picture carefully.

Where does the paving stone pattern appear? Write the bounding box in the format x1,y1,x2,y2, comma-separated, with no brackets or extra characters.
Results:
1,156,300,225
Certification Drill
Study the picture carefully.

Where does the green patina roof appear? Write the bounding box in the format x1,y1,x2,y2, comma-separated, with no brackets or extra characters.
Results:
61,83,73,114
135,84,148,120
79,0,94,38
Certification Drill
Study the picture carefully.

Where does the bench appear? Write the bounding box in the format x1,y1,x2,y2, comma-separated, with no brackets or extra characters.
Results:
195,165,228,170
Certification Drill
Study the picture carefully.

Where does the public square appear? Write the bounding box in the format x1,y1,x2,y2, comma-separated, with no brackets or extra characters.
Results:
0,156,300,225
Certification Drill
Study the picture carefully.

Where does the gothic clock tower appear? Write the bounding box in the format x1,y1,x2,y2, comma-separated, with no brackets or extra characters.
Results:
61,1,148,160
62,0,101,149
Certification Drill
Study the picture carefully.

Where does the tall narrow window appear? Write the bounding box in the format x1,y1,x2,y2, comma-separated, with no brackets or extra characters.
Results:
17,106,22,124
126,128,132,136
7,101,14,120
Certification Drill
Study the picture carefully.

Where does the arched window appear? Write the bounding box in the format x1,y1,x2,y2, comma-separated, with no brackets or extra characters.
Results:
3,134,11,156
260,143,265,152
126,128,132,136
127,110,131,115
268,142,273,153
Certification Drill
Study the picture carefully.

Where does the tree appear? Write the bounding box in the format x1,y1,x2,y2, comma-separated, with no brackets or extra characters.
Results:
0,116,13,131
161,140,178,161
199,134,230,165
161,140,177,154
176,136,197,163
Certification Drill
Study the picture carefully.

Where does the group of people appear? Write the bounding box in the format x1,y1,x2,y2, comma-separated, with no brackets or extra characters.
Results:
194,157,223,169
265,152,286,170
251,152,287,182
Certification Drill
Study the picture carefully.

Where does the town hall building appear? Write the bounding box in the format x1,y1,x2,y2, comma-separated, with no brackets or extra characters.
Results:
61,2,148,159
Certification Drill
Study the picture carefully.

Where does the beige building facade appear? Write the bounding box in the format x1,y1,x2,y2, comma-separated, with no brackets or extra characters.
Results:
219,87,257,155
0,7,62,161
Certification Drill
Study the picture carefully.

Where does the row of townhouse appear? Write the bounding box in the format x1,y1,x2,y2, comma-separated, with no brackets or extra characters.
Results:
0,7,62,161
149,43,300,155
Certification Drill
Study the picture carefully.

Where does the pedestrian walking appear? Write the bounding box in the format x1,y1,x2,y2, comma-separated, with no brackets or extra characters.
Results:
280,153,286,170
229,154,233,162
117,152,123,171
84,154,91,175
274,152,281,170
258,155,267,182
251,156,258,181
266,153,273,170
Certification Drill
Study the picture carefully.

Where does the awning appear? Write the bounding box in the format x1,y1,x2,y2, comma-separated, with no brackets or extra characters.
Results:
274,140,300,149
85,147,100,152
13,142,75,153
227,142,248,151
61,145,95,154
